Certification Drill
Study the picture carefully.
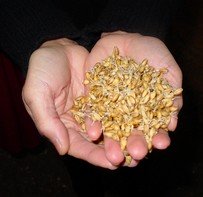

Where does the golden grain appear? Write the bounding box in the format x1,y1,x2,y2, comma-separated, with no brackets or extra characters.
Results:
70,47,183,163
174,88,183,96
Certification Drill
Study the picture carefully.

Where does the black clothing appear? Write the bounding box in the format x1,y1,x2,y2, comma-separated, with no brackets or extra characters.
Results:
0,0,181,74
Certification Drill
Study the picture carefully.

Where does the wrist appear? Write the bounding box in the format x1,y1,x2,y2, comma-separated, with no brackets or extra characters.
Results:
40,38,77,48
101,30,128,38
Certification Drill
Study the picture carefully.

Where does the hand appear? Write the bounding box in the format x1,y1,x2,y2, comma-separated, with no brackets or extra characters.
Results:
85,31,183,167
22,38,117,169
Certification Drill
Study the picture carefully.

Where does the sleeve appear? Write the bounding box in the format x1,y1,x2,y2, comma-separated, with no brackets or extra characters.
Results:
0,0,80,74
92,0,183,40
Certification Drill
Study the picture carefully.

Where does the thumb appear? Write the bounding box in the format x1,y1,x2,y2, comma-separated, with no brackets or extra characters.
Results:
22,87,69,155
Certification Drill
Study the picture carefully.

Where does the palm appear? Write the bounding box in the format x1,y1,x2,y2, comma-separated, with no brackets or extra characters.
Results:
24,43,85,127
85,32,183,165
23,40,116,169
87,32,182,87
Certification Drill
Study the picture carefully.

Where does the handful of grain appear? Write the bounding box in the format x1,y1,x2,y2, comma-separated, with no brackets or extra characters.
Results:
71,47,182,164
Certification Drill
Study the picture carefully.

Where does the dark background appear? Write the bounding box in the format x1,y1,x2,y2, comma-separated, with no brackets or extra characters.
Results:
0,0,202,196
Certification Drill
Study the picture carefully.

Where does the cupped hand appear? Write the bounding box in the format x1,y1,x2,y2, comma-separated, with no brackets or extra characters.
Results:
22,38,117,169
85,31,183,167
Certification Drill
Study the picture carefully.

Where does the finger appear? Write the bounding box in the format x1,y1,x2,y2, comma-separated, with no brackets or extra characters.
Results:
127,130,148,160
85,117,102,141
152,129,171,150
168,95,183,131
168,113,178,132
67,129,118,170
104,136,125,166
23,91,69,155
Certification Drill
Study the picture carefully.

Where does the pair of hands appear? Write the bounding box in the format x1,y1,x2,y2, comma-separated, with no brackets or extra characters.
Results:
22,31,183,169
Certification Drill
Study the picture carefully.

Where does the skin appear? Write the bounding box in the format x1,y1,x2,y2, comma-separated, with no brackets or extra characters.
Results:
22,31,183,169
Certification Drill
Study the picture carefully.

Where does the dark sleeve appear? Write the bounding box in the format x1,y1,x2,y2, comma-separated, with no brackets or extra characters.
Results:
93,0,182,40
0,0,79,74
